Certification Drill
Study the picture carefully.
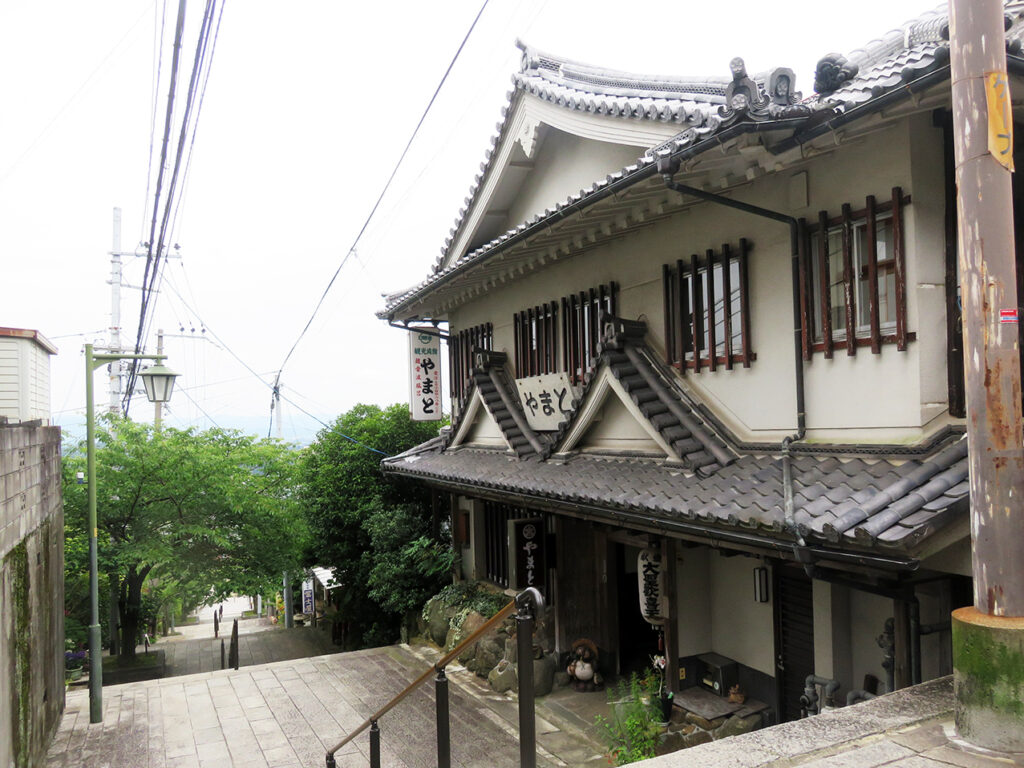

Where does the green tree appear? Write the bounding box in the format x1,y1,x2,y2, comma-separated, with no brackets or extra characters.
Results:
302,403,449,647
62,417,307,657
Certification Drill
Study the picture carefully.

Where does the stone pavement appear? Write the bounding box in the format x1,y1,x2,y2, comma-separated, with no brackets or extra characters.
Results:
159,620,337,678
636,677,1024,768
47,643,605,768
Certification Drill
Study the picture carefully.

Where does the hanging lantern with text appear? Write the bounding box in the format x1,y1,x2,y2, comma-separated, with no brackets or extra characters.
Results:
638,548,667,625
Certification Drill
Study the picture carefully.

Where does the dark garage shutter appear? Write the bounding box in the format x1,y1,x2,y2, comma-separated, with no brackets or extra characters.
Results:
774,565,815,722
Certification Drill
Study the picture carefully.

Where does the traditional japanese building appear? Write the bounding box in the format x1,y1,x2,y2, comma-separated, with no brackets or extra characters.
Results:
378,3,1024,723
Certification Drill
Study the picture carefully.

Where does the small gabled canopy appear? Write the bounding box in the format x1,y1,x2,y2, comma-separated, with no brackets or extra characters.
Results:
549,317,735,474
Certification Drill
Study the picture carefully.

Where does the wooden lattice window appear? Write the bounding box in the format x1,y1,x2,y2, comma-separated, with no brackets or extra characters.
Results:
561,282,617,385
514,302,559,377
663,240,753,372
449,322,492,411
513,282,618,384
799,188,910,358
483,500,523,588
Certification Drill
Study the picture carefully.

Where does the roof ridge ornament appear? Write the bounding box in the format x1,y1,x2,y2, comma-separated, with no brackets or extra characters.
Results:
813,53,860,94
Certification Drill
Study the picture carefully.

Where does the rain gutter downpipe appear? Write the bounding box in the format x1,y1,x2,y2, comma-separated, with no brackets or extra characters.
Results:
657,156,805,441
658,157,810,564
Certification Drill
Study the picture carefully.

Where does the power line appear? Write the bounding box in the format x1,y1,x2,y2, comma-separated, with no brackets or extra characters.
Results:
0,2,156,185
141,0,168,242
127,0,222,412
269,0,492,400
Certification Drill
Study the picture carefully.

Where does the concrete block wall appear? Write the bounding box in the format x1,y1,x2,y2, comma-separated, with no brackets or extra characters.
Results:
0,424,64,768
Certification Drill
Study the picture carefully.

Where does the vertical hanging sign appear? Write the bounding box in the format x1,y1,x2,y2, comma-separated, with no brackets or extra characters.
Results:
508,518,546,591
638,548,667,625
409,331,442,421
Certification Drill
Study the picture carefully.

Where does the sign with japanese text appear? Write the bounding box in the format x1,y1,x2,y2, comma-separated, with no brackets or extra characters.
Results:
301,578,314,614
508,517,545,591
514,373,576,431
409,332,442,421
638,548,667,625
986,70,1014,171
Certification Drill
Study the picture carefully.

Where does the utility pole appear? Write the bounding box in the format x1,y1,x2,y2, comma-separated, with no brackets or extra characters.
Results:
155,329,164,429
109,208,124,414
949,0,1024,751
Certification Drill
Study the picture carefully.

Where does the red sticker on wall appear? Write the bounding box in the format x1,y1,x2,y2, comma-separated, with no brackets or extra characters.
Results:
1000,309,1018,323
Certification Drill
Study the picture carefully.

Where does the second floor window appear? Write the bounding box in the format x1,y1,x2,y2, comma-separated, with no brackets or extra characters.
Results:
801,188,909,357
512,282,618,384
449,322,493,412
663,240,753,372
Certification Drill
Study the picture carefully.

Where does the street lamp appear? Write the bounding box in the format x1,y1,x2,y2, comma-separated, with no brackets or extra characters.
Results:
84,344,178,724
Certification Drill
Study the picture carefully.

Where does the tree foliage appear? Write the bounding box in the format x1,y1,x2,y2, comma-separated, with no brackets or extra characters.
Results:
302,403,450,648
62,416,307,656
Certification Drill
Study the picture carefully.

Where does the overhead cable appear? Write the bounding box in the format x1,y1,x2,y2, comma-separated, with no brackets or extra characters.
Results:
269,0,492,390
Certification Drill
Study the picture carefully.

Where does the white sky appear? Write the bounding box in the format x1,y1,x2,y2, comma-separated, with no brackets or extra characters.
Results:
0,0,938,444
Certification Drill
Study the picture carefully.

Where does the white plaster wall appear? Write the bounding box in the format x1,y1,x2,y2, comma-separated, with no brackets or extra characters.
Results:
505,129,646,231
449,111,953,440
578,393,662,453
675,547,711,657
848,590,892,693
709,551,774,675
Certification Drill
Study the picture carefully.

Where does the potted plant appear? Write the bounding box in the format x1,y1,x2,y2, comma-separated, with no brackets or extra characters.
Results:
650,654,674,724
65,648,86,681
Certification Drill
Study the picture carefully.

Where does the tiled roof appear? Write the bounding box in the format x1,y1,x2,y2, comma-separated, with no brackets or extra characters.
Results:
382,438,969,558
381,3,1024,319
384,316,967,559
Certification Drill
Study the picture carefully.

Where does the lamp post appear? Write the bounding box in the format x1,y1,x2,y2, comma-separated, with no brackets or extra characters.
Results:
84,344,178,724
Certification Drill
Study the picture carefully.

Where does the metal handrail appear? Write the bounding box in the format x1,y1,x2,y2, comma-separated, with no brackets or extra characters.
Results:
326,598,518,758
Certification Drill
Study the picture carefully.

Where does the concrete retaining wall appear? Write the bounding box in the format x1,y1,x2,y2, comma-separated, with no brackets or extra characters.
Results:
0,424,64,768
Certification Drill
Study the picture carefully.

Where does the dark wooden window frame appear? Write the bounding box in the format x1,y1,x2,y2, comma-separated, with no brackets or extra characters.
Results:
662,240,753,372
483,500,524,589
514,301,559,378
562,283,618,385
512,282,618,385
800,188,912,358
449,322,493,411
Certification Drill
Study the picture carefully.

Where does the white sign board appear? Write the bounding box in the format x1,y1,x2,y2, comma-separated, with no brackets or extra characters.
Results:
302,578,314,614
638,548,667,625
409,332,442,421
514,372,576,431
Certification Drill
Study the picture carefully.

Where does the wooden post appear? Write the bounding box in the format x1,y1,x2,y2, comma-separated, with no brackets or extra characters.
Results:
662,538,679,694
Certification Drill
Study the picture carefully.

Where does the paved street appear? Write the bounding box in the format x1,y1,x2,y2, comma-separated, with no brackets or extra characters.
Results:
47,643,604,768
159,621,337,677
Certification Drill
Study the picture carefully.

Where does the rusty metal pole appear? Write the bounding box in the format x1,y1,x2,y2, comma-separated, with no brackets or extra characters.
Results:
949,0,1024,751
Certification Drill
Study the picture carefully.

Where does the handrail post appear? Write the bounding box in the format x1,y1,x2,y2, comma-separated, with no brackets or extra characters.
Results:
325,752,336,768
369,720,381,768
435,666,451,768
516,588,544,768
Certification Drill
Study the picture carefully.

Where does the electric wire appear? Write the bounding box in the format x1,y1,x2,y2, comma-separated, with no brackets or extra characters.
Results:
127,0,189,409
267,0,492,436
0,2,156,185
127,0,220,411
141,0,169,242
169,0,225,244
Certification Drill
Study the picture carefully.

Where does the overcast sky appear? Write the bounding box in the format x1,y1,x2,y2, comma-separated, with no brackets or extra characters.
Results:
1,0,938,444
